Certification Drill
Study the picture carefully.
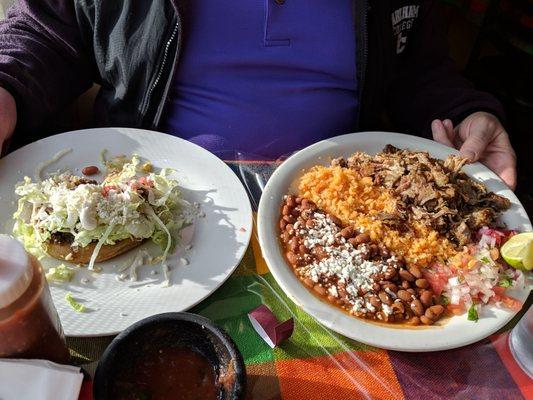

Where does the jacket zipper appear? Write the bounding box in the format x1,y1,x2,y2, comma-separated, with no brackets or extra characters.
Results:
141,8,182,128
355,0,369,129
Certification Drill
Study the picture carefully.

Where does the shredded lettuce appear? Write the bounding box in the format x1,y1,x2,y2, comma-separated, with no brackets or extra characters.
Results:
13,155,187,269
87,224,115,271
46,264,75,282
65,293,86,312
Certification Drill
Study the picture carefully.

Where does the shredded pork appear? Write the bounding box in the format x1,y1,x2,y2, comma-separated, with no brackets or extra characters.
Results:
332,145,511,246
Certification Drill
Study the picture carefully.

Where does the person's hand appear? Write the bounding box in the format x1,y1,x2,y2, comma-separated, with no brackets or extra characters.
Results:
431,111,517,189
0,86,16,156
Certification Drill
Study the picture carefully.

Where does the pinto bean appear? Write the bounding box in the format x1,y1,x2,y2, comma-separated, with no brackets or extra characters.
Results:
280,232,291,243
415,278,429,289
397,290,412,302
381,282,398,293
408,265,423,279
286,195,297,207
286,251,298,265
283,215,296,224
369,296,381,309
282,205,290,216
301,199,317,211
377,311,390,322
340,226,355,239
399,269,415,282
289,239,299,253
313,284,327,296
410,299,424,316
420,290,433,307
378,291,392,305
348,238,358,247
384,267,397,280
409,316,421,326
303,278,314,288
305,219,315,228
82,165,99,175
428,305,444,318
329,215,343,226
354,233,371,245
279,219,287,230
285,224,294,235
420,315,434,325
391,302,405,314
401,280,411,289
425,308,438,320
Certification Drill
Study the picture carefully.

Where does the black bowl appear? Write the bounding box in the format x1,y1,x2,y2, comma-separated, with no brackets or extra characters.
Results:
93,312,246,400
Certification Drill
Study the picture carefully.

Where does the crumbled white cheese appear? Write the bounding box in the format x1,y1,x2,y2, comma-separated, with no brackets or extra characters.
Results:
298,212,395,317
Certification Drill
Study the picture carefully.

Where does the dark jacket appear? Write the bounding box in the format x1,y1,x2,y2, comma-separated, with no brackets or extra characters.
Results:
0,0,504,146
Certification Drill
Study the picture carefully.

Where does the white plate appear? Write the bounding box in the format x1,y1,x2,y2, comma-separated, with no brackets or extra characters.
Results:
258,132,531,352
0,128,253,336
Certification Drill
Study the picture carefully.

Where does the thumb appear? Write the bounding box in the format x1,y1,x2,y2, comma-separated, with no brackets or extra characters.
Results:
458,124,491,162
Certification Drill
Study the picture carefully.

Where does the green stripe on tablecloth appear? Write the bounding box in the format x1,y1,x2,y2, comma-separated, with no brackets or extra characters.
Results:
192,273,275,365
259,273,371,361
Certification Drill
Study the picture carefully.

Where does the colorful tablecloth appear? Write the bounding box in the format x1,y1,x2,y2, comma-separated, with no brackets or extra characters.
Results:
71,161,532,400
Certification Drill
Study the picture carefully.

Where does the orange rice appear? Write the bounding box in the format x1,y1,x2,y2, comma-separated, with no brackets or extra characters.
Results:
298,165,461,267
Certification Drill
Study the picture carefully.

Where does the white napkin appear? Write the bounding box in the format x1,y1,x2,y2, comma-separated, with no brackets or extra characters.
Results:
0,359,84,400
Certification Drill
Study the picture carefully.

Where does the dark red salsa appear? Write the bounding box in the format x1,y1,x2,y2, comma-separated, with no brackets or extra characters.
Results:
112,346,218,400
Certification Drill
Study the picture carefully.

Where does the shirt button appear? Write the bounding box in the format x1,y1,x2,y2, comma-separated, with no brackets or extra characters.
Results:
275,0,285,4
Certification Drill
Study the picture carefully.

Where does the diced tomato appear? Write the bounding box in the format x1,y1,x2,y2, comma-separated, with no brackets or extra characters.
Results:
423,269,448,295
102,185,117,196
129,181,140,190
447,303,465,315
477,227,516,247
501,295,522,311
138,176,154,187
489,286,506,302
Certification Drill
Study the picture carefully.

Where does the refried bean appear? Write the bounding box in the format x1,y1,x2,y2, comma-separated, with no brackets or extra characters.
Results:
279,195,444,325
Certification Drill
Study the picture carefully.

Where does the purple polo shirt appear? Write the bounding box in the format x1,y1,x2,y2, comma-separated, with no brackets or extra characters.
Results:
163,1,357,160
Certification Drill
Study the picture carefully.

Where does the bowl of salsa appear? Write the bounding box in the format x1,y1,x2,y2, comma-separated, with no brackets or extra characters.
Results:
93,312,246,400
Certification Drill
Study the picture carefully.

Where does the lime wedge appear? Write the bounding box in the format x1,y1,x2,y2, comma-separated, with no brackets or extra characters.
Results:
500,232,533,271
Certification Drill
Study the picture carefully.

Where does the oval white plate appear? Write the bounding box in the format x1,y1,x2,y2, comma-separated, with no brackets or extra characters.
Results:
0,128,253,336
258,132,531,352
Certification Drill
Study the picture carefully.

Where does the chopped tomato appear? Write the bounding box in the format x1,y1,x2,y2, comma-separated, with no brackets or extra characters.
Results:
102,185,117,196
501,295,522,311
447,303,465,315
129,181,140,190
138,176,154,187
423,266,448,295
490,286,506,302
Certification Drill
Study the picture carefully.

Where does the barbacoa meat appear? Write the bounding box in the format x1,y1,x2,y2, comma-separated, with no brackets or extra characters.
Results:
332,145,511,246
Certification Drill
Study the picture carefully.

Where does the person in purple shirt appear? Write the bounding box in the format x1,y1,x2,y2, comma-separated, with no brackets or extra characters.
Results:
0,1,517,188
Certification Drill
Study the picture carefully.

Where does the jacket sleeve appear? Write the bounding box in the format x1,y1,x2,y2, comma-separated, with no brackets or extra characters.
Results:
0,0,95,132
386,1,505,137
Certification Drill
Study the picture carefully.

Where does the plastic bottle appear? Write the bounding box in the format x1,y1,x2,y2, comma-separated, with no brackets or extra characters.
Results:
0,235,70,364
